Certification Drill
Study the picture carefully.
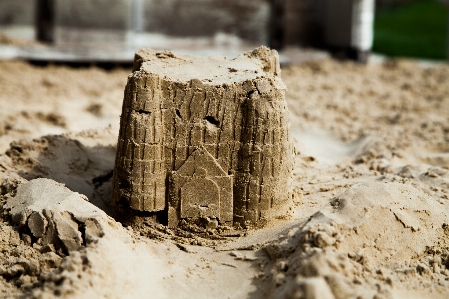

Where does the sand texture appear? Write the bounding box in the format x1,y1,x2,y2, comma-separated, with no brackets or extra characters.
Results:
1,56,449,299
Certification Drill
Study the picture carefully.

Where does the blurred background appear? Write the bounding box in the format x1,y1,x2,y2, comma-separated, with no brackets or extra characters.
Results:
0,0,447,63
375,0,448,60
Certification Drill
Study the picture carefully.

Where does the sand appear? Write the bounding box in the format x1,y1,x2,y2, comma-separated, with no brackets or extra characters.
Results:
1,57,449,299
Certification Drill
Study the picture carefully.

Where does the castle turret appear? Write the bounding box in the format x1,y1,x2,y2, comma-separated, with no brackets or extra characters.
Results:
113,47,294,227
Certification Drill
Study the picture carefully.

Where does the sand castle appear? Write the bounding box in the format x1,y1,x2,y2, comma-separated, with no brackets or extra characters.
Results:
112,46,294,228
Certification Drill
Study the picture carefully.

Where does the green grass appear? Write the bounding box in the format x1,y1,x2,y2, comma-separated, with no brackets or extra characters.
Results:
373,0,448,60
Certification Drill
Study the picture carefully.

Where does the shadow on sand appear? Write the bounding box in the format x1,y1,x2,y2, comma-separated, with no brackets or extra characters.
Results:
5,134,116,215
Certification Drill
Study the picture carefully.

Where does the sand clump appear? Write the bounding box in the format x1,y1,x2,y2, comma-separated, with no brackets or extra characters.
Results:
0,55,449,298
4,179,108,254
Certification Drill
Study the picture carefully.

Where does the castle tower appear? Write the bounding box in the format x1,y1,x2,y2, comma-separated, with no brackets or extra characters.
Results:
113,46,294,227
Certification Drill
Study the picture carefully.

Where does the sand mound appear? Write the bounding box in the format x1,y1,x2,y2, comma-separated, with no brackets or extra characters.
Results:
2,178,164,298
314,182,448,260
263,182,449,299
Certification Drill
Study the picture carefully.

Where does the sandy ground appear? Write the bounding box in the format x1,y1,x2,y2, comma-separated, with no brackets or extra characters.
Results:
1,56,449,299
